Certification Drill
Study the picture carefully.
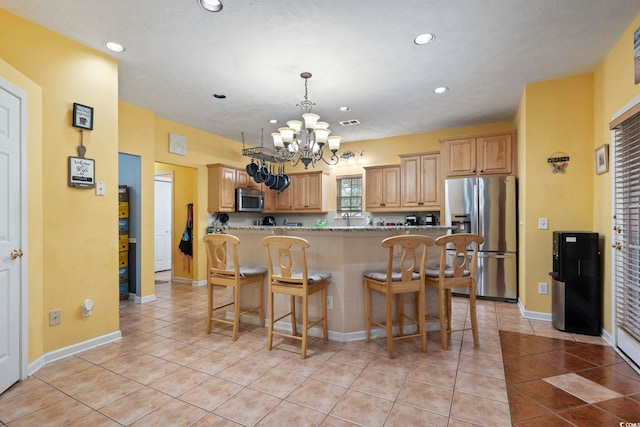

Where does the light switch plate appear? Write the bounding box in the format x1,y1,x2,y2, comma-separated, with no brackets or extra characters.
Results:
96,181,106,196
538,217,548,230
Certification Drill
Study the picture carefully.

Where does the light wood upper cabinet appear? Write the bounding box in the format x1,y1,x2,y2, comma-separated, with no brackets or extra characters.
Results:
364,165,401,211
236,169,261,189
291,171,328,211
266,170,328,212
263,187,277,212
400,152,440,209
207,164,237,212
441,131,516,177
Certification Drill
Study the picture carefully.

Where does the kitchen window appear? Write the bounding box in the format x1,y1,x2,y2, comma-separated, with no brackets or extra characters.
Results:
336,175,362,216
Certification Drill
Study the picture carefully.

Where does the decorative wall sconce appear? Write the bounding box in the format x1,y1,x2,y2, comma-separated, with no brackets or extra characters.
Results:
339,151,365,165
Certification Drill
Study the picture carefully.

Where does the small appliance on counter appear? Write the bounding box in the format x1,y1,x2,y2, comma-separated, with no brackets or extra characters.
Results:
262,216,276,226
404,215,419,226
424,213,437,225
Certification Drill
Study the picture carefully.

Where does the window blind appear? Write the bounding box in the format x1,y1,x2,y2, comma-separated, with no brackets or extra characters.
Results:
613,112,640,343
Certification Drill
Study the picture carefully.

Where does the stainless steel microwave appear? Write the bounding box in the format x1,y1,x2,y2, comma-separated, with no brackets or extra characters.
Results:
235,187,264,212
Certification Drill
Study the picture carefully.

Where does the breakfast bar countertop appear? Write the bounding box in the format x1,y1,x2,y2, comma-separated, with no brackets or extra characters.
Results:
218,225,454,232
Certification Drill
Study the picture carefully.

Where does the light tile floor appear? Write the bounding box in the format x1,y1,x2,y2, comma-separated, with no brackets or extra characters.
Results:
0,271,637,426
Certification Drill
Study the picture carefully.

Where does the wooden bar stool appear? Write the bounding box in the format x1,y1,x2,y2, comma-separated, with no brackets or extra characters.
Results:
364,235,435,358
425,233,484,350
262,235,331,359
204,233,266,341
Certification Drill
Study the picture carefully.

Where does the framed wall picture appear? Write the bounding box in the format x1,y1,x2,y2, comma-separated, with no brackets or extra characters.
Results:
72,103,94,130
68,156,95,188
595,144,609,175
168,133,187,156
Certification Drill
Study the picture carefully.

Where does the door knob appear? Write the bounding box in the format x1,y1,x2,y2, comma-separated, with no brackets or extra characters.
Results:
611,242,622,250
10,249,23,259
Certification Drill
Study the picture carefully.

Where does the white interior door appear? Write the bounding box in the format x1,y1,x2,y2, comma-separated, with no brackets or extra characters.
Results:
154,176,172,272
0,82,23,393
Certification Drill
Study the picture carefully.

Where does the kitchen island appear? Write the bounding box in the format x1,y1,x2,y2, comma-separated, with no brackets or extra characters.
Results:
216,225,453,342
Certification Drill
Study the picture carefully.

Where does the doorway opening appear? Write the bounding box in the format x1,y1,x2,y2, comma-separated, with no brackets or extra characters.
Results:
155,173,173,283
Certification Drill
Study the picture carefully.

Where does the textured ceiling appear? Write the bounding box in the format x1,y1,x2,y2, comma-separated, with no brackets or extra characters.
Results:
2,1,640,147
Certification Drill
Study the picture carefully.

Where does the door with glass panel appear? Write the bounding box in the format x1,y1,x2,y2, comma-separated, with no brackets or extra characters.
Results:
612,105,640,368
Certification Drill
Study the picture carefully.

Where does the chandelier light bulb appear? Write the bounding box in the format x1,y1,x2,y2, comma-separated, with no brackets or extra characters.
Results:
287,120,302,133
271,132,283,149
278,127,295,143
328,136,342,152
303,113,320,130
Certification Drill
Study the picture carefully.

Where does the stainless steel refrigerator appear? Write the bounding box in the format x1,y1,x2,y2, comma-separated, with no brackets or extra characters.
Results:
444,176,518,301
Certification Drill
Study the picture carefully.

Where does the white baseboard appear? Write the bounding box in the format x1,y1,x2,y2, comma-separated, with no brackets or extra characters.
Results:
517,299,552,321
27,330,122,376
172,277,191,284
133,294,156,304
192,280,207,287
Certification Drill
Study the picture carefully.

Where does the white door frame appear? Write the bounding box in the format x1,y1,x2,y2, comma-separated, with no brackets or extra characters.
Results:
0,75,29,383
610,93,640,368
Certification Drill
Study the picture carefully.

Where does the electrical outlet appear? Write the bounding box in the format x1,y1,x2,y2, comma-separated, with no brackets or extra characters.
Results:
327,295,334,310
538,217,549,230
538,282,548,295
49,309,61,326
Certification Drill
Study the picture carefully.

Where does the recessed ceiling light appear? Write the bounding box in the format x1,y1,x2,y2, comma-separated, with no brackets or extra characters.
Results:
212,93,226,99
268,119,279,124
338,106,351,112
199,0,223,12
434,86,449,94
414,33,435,45
104,41,125,52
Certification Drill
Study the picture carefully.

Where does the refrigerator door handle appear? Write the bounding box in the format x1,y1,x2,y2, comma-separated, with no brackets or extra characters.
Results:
476,252,509,259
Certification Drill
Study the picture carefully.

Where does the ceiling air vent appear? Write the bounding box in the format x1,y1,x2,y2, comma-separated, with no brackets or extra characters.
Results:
339,119,360,126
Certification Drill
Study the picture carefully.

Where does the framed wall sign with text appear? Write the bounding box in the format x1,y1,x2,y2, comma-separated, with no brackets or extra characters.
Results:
72,103,94,130
68,156,95,188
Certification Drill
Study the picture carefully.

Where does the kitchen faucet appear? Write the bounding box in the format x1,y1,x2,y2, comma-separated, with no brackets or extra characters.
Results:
342,212,351,227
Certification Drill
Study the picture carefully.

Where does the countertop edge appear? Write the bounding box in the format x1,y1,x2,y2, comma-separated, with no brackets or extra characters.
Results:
215,225,455,232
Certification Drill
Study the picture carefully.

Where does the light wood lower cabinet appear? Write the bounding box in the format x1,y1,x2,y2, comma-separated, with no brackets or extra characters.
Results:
400,152,440,209
364,165,401,211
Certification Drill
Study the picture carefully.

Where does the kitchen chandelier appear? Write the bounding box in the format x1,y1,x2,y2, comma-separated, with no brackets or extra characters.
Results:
270,72,342,169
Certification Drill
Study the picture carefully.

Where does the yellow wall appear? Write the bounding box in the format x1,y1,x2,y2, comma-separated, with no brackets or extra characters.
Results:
0,58,44,361
0,9,120,359
593,14,640,332
514,89,527,308
518,73,595,313
118,102,157,299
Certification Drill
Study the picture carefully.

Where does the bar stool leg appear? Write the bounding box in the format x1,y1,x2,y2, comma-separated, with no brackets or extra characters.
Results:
206,283,213,334
364,283,371,342
386,290,394,358
439,287,448,350
267,286,274,351
301,294,308,359
469,282,479,346
232,285,240,341
290,295,297,336
322,285,328,341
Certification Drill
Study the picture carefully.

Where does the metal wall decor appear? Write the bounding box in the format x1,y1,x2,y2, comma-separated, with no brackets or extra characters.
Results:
547,152,570,174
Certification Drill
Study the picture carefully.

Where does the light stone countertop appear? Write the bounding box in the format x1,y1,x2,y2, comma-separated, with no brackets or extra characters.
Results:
217,225,454,232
